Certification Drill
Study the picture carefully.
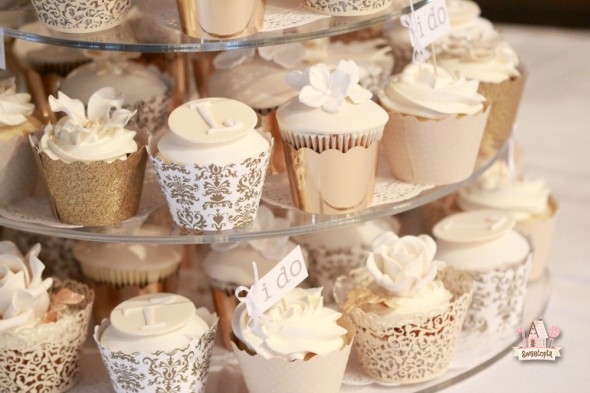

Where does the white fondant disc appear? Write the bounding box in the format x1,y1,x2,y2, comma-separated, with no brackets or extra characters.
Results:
433,210,516,243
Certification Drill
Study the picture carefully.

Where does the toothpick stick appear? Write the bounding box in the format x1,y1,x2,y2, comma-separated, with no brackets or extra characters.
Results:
281,298,287,313
431,44,438,75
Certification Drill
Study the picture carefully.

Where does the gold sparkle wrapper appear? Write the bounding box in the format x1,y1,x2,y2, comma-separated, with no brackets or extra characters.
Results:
478,65,528,156
381,107,489,185
0,131,40,206
231,317,354,393
31,136,147,226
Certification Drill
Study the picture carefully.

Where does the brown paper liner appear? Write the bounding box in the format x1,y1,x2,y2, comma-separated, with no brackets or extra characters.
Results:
283,141,380,214
381,108,489,185
231,317,354,393
85,272,179,323
515,196,558,281
35,146,147,226
478,65,528,156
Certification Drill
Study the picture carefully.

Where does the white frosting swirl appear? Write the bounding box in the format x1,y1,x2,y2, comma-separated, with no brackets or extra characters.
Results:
0,241,53,333
285,60,372,113
233,287,347,361
438,30,521,83
367,232,444,297
379,62,486,120
458,161,551,220
0,78,35,126
39,87,138,163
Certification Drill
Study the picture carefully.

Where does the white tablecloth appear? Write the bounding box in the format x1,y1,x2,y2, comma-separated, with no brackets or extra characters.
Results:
442,24,590,393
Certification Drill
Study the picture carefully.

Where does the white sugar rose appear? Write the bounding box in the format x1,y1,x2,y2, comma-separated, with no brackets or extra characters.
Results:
366,232,444,297
0,241,53,333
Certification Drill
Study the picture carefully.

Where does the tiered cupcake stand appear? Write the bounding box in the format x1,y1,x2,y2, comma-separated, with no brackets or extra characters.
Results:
0,0,550,392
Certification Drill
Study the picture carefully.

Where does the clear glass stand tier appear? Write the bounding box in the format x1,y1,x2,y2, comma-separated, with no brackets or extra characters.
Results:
1,0,431,52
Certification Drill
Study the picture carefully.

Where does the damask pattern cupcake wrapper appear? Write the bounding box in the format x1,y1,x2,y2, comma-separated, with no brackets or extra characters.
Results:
94,309,218,393
302,0,392,16
148,135,272,231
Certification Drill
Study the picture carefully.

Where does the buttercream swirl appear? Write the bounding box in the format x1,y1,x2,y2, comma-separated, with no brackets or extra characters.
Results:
378,62,486,120
0,241,53,333
438,30,521,83
0,78,35,126
285,60,372,113
457,161,551,220
39,87,137,163
233,287,347,361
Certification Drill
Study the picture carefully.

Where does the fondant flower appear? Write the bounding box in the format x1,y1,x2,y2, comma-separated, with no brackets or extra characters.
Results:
285,60,372,113
366,232,443,297
0,78,34,126
0,241,53,333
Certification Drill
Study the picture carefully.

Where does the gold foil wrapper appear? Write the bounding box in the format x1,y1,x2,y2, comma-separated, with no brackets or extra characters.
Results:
211,287,239,350
35,146,147,226
382,108,489,185
478,65,528,155
176,0,265,39
283,141,380,214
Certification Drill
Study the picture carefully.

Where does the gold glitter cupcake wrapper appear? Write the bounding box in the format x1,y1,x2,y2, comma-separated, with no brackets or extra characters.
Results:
231,317,354,393
0,134,39,206
31,136,147,226
148,132,272,231
381,107,490,185
94,308,218,393
282,141,380,214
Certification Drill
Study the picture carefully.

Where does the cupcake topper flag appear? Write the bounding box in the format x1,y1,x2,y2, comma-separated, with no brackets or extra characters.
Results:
235,245,308,329
400,0,451,64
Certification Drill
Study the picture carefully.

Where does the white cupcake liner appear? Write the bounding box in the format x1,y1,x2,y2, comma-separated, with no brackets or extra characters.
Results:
94,308,218,393
231,317,354,393
333,267,473,384
0,279,94,393
438,253,531,334
80,262,180,287
280,126,383,153
148,132,272,231
302,0,392,16
30,0,132,33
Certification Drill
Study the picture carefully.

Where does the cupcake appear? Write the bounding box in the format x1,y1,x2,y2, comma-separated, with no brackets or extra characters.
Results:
32,87,147,226
333,231,472,384
294,216,400,302
0,241,94,393
149,97,272,231
94,293,218,393
30,0,132,33
232,287,354,393
0,77,43,206
437,26,526,153
73,226,185,322
456,160,557,281
378,62,489,185
302,0,391,16
276,60,388,214
202,205,300,349
60,51,173,131
434,210,532,333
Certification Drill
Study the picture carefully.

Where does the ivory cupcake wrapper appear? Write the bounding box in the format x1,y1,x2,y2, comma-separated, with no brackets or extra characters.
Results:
282,141,380,214
231,317,354,393
0,279,94,393
302,0,391,16
94,308,218,393
80,262,180,287
0,134,39,206
438,254,532,334
33,143,147,227
333,267,473,384
30,0,132,33
381,108,489,185
148,133,272,231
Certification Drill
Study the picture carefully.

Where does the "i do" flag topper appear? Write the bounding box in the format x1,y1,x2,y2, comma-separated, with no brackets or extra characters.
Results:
400,0,451,61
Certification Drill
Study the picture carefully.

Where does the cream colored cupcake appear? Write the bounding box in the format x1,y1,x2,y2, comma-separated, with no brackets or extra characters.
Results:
149,97,272,231
333,232,472,384
32,87,147,226
0,77,43,206
94,293,217,393
378,62,489,185
0,241,94,393
232,287,354,393
74,226,185,322
277,60,388,214
434,211,532,333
